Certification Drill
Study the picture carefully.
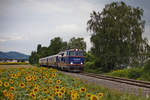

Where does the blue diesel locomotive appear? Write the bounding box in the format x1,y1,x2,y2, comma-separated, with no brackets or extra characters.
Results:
39,49,84,72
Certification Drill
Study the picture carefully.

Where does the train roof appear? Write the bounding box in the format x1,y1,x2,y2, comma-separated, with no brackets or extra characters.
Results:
58,49,83,54
65,49,83,51
39,49,83,60
47,54,58,58
39,54,58,60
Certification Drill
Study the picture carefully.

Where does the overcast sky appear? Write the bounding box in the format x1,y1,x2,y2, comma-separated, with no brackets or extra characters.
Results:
0,0,150,55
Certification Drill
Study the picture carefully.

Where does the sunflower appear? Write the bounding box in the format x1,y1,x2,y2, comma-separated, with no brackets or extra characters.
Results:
33,87,39,93
31,82,35,87
8,92,14,100
86,93,91,98
4,82,9,87
80,87,86,93
9,79,14,84
32,76,37,81
60,88,66,94
47,96,54,100
71,92,78,100
56,80,61,84
58,92,63,98
98,92,103,98
43,88,48,93
9,87,15,91
12,74,17,79
90,95,99,100
51,73,56,78
29,92,36,99
3,89,8,97
35,84,39,88
55,89,60,94
19,82,25,88
26,75,32,81
45,73,49,78
55,85,60,89
40,97,44,100
0,80,2,86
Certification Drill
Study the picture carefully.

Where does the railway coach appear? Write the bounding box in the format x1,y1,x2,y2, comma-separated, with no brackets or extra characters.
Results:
39,49,84,72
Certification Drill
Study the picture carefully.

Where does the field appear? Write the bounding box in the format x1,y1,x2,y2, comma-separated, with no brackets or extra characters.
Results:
0,65,149,100
0,65,35,69
0,62,29,65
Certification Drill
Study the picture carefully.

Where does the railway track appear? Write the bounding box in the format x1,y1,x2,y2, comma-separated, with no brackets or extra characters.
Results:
79,72,150,89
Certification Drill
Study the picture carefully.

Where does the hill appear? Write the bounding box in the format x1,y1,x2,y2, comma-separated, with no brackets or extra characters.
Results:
0,51,29,60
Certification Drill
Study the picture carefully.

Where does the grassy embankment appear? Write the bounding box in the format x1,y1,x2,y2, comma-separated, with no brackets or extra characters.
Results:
106,67,150,82
0,67,149,100
84,62,150,82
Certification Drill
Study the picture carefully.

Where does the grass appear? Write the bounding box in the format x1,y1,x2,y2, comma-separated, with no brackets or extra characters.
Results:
106,67,150,82
84,60,150,82
0,67,149,100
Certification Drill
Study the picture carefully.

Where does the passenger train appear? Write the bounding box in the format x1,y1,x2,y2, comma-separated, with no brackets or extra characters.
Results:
39,49,84,72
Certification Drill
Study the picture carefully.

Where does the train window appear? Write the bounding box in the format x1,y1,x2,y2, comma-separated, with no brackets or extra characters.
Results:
69,51,84,56
78,51,84,56
69,51,75,56
67,51,70,56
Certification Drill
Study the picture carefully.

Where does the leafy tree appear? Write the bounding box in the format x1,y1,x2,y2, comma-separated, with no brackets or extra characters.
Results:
68,37,86,51
48,37,68,55
87,1,147,72
38,46,49,58
37,44,42,53
29,51,39,64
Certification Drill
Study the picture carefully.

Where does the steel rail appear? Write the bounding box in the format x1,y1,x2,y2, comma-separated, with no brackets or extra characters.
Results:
79,72,150,88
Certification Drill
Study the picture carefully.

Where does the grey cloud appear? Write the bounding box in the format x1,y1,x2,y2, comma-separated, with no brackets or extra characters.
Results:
0,0,149,54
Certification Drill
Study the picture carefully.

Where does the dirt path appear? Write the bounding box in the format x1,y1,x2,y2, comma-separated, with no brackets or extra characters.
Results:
0,65,36,69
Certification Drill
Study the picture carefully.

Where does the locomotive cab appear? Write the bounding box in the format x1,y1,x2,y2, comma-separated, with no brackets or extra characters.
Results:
58,49,84,72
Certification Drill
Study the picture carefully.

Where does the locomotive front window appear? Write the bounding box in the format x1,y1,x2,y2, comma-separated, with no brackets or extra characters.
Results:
69,51,76,56
69,51,84,56
78,51,84,56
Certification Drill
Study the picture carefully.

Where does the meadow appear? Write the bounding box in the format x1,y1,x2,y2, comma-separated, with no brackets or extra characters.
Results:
0,66,149,100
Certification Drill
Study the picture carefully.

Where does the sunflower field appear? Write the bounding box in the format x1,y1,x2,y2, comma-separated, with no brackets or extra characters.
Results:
0,67,149,100
0,67,103,100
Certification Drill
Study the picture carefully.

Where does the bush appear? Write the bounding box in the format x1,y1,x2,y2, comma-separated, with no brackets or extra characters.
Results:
107,69,129,78
128,68,143,79
138,72,150,81
107,68,143,79
84,61,103,73
84,61,95,70
144,59,150,72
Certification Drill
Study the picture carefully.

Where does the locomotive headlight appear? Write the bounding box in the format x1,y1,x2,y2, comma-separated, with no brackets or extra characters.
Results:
81,62,83,64
70,62,73,64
